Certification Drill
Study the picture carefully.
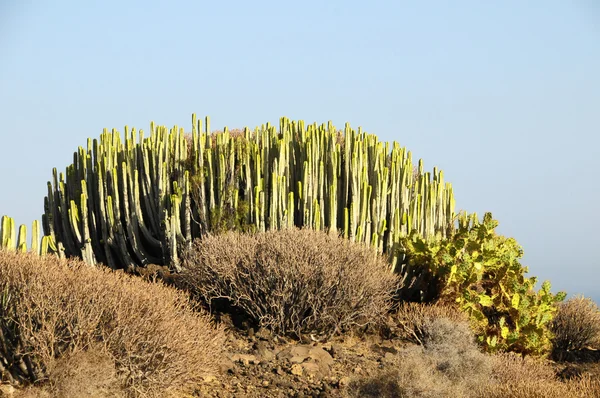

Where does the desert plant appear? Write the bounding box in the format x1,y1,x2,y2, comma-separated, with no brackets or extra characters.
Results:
348,316,491,398
0,215,55,255
178,227,397,338
550,295,600,353
0,249,224,396
475,352,600,398
397,212,566,355
42,114,455,277
389,302,468,345
39,344,123,398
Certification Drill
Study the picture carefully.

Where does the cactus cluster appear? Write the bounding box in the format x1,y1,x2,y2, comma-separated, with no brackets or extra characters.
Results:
42,114,456,272
0,215,55,255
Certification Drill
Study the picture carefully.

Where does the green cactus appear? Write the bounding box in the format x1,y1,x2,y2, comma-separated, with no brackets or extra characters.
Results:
1,216,16,250
1,216,56,256
43,114,456,274
397,211,566,356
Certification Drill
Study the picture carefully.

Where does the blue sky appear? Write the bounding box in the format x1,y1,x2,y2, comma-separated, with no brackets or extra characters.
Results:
1,1,599,301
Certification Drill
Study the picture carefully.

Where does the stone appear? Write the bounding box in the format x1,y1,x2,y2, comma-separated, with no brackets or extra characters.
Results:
301,361,321,376
290,363,304,376
277,345,334,366
255,340,275,361
229,353,257,366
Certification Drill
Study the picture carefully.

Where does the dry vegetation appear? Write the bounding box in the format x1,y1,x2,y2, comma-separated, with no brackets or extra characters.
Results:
347,313,492,398
178,228,397,339
387,301,468,344
475,353,600,398
551,295,600,355
0,249,225,397
349,314,600,398
0,227,599,397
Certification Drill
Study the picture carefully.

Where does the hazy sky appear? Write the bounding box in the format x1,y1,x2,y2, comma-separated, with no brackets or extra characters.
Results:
1,1,598,301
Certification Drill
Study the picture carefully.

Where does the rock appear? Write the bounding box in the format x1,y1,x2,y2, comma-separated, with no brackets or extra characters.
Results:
229,353,257,366
254,340,275,361
323,343,343,358
301,361,321,376
262,380,270,387
290,363,304,376
277,345,334,367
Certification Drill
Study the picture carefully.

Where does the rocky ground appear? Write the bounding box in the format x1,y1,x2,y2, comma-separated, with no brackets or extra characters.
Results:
194,324,402,398
192,314,600,398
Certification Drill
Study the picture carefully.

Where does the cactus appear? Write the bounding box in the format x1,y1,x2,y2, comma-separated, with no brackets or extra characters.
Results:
397,211,567,355
43,115,456,273
1,216,55,255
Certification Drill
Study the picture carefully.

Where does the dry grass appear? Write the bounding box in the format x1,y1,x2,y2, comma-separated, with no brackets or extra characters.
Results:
551,295,600,354
179,228,398,338
0,249,225,397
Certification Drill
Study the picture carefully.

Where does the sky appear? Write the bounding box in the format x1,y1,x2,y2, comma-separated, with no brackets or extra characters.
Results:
1,1,599,302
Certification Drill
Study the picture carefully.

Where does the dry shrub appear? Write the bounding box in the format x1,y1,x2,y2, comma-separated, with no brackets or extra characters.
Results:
179,228,397,338
18,344,124,398
474,352,600,398
0,249,225,397
347,355,467,398
488,352,557,383
550,295,600,353
390,302,468,345
348,316,492,398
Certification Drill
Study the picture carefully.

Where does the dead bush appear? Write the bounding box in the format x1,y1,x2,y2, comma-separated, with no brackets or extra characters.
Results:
487,352,557,384
179,228,397,338
42,344,123,398
346,355,466,398
550,295,600,354
0,249,225,397
389,302,468,345
348,316,491,398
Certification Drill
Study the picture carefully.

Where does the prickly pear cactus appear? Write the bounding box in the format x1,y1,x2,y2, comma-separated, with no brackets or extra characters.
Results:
397,212,566,355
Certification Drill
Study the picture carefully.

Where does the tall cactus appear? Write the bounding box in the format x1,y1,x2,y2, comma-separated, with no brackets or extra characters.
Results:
43,115,456,273
1,216,56,255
